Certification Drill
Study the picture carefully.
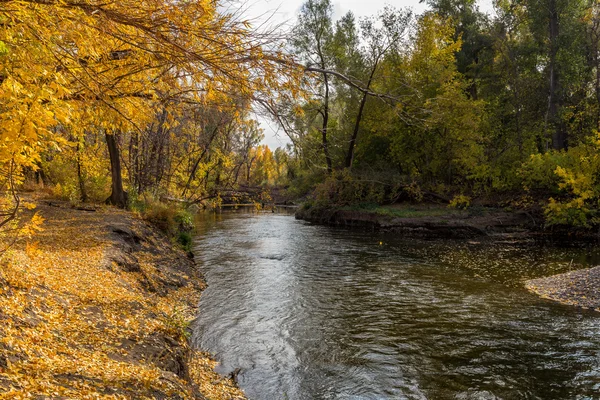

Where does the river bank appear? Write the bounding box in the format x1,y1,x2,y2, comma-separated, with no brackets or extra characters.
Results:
295,203,538,239
0,193,245,399
294,202,600,240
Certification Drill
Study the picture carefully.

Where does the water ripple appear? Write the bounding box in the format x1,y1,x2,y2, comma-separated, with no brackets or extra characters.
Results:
192,214,600,399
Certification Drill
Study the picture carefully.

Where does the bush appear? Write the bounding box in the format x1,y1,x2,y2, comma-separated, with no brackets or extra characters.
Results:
52,182,80,204
174,209,194,232
177,231,193,252
519,152,569,193
313,170,401,208
545,198,593,227
519,137,600,227
127,190,148,214
134,197,196,250
286,169,327,200
143,201,177,234
449,194,471,210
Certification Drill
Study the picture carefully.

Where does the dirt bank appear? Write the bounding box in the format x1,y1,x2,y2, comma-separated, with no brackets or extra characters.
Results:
296,205,536,239
0,194,245,399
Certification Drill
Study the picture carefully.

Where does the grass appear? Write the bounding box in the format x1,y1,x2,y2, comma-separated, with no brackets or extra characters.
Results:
343,203,465,219
129,196,196,252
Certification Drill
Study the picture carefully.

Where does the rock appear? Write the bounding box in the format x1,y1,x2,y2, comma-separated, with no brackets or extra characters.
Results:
109,225,143,249
107,252,141,273
123,332,190,380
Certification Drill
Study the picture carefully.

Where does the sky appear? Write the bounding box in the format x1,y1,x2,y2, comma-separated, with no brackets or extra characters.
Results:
238,0,495,150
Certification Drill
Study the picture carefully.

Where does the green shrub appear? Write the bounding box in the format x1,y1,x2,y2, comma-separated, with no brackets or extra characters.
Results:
300,200,313,210
127,191,147,214
177,231,193,252
174,209,194,232
313,170,399,208
134,197,197,249
286,169,327,200
519,152,569,193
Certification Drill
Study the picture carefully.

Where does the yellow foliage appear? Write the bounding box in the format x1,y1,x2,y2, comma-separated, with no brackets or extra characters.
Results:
0,0,303,238
524,139,600,227
449,194,471,210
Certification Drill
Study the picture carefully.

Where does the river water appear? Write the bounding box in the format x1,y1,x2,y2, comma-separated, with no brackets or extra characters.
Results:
191,213,600,399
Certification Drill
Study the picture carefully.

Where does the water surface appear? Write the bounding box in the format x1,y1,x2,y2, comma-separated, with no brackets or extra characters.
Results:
192,213,600,399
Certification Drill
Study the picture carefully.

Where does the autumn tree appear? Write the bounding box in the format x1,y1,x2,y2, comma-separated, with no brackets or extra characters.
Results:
0,0,302,213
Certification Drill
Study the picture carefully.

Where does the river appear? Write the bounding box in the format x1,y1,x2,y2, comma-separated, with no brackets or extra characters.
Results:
191,213,600,399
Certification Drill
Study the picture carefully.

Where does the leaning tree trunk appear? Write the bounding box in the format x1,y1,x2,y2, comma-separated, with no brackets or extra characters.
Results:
345,63,378,169
321,73,333,174
316,38,332,174
593,9,600,130
105,132,128,208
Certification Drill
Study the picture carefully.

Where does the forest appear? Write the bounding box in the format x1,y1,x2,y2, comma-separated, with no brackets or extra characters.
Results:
0,0,300,232
1,1,600,398
0,0,599,230
283,0,600,229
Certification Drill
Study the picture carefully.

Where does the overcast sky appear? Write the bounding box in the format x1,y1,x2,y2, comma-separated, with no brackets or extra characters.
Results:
238,0,495,149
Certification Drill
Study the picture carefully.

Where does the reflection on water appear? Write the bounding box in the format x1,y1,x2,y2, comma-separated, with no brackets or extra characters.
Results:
192,214,600,399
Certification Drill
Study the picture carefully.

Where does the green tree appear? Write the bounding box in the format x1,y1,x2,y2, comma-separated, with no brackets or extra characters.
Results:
344,7,412,169
292,0,336,173
421,0,493,99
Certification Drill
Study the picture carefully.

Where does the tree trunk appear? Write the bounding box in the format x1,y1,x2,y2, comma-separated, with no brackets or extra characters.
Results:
345,64,377,169
152,110,168,189
315,34,333,173
76,142,88,203
181,125,220,198
594,9,600,130
597,56,600,131
344,92,368,169
106,132,128,208
129,131,140,194
322,73,333,173
35,161,48,186
548,0,566,150
512,57,523,158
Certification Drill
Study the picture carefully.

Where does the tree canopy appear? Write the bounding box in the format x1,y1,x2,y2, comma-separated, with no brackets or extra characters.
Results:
277,0,600,227
2,0,600,229
0,0,301,227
